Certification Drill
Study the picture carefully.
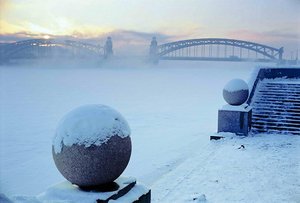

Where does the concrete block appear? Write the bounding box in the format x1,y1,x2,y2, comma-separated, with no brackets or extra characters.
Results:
38,177,151,203
218,104,252,136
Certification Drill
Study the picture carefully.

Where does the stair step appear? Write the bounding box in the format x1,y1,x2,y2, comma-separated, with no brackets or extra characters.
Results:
252,124,300,132
260,83,300,86
252,104,300,112
254,98,300,104
253,107,300,113
262,79,300,85
253,114,300,119
257,94,300,98
255,95,300,100
259,87,300,92
258,89,300,93
251,129,300,135
253,102,300,107
252,105,300,112
261,84,300,88
253,101,300,107
256,92,300,96
252,121,300,128
252,128,300,136
252,118,300,124
260,84,300,87
253,112,300,117
251,126,300,133
252,111,300,117
262,83,300,86
252,115,300,122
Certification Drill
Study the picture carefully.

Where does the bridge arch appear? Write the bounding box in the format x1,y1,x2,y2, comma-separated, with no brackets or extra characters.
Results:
157,38,283,61
0,39,104,61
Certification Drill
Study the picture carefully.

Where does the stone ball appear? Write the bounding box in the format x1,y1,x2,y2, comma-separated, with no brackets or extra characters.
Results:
223,79,249,105
52,104,131,187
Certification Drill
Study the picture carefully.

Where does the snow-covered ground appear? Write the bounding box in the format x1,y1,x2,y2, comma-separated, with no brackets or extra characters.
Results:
0,59,299,202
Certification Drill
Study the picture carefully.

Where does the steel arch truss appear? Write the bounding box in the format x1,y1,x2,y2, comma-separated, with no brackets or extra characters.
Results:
1,39,104,60
158,38,283,61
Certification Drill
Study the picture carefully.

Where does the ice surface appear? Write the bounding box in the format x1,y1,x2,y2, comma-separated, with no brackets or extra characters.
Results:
224,78,249,92
53,104,130,153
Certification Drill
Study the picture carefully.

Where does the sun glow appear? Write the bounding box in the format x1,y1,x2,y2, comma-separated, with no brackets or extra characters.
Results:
27,23,55,35
43,35,50,39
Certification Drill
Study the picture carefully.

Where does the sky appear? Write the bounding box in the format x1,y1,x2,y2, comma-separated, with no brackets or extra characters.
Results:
0,0,299,57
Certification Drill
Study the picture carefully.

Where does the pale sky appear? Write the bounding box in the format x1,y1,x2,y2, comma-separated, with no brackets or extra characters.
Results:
0,0,299,56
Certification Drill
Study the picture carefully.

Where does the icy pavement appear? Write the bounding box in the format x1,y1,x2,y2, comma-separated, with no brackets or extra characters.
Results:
151,134,300,203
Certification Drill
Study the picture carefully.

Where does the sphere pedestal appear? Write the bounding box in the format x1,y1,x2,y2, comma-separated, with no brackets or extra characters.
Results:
38,177,151,203
214,79,252,140
215,104,252,139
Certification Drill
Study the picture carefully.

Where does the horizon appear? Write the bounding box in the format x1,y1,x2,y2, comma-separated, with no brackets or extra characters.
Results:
0,0,299,57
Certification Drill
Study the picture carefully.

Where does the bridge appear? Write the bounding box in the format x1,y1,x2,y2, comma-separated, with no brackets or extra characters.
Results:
0,38,112,63
149,38,284,63
0,37,284,64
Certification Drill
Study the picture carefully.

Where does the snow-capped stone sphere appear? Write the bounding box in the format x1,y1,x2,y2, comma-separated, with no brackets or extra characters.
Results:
223,79,249,105
52,104,131,187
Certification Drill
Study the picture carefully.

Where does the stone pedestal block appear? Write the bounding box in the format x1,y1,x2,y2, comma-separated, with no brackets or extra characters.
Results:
217,104,252,136
38,177,151,203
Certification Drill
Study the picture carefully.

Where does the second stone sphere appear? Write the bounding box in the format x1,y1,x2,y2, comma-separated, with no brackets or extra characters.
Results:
223,79,249,105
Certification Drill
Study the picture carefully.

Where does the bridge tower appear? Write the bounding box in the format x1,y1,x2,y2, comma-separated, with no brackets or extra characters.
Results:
104,36,113,59
279,47,284,61
149,36,159,64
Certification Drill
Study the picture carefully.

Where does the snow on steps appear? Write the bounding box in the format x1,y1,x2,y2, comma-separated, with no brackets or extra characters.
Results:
251,80,300,135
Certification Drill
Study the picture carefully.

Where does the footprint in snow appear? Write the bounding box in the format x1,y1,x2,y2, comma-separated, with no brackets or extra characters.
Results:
191,194,207,202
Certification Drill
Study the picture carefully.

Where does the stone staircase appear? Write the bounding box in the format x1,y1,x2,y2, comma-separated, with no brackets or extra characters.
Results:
251,80,300,135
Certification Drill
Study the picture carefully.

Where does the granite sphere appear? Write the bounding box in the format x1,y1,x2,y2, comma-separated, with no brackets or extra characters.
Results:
223,79,249,105
52,104,131,187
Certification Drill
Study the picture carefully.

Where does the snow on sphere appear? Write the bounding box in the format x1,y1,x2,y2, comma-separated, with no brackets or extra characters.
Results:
52,104,132,187
223,79,249,105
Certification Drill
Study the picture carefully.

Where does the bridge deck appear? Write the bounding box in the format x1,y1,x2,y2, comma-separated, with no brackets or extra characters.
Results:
160,56,275,62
